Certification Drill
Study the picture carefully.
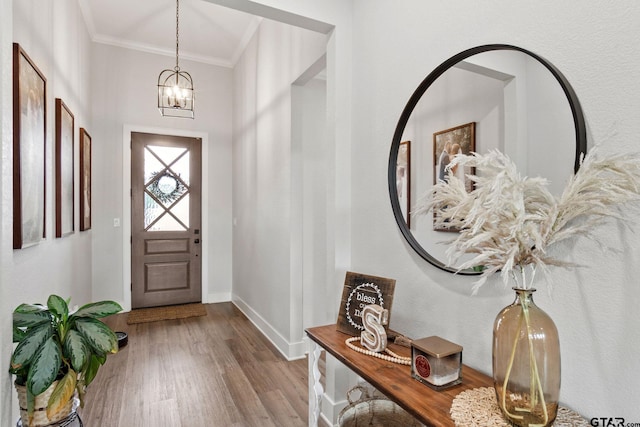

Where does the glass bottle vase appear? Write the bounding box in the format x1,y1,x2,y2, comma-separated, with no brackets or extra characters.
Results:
492,288,560,427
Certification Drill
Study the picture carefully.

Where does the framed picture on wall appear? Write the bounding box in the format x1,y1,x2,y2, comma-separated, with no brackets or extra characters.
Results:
432,122,476,231
79,128,92,231
13,43,47,249
55,98,74,238
396,140,411,228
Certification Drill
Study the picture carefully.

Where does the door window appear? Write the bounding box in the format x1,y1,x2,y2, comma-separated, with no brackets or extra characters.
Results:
143,145,191,231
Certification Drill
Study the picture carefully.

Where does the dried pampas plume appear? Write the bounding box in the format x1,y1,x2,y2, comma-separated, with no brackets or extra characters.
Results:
414,146,640,293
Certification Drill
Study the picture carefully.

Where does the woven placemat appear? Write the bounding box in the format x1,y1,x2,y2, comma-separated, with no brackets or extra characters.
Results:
450,387,589,427
127,303,207,324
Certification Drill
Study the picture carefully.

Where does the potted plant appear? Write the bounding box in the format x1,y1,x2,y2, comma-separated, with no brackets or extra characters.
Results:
9,295,122,426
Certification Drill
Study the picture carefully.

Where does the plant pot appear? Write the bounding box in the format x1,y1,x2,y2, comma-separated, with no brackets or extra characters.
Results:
492,288,560,427
15,381,75,427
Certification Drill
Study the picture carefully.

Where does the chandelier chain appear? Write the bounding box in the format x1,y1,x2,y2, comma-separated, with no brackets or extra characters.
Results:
175,0,180,71
158,0,194,118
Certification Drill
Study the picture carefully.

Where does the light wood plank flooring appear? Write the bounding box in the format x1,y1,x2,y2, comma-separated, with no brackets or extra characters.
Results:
79,302,310,427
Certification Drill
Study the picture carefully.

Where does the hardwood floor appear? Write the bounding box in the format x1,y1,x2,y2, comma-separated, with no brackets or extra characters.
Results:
79,302,310,427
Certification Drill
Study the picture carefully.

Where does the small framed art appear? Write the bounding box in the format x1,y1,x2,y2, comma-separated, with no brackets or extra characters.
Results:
79,128,92,231
396,140,411,228
55,98,74,238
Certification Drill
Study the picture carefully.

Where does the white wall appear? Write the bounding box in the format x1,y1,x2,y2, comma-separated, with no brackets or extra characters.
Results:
232,18,327,357
11,0,93,303
227,4,354,422
296,76,330,331
2,0,94,423
89,43,234,308
226,2,355,337
0,0,13,424
350,0,640,419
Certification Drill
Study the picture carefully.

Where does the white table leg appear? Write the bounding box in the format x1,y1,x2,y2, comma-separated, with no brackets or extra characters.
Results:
308,341,324,427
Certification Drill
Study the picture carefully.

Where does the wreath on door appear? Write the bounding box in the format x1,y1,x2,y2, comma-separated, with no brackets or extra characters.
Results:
147,171,187,205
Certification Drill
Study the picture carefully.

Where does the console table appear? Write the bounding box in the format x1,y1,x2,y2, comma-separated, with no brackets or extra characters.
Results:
306,324,494,427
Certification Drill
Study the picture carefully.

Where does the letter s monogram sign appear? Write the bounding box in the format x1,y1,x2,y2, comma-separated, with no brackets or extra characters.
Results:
361,304,389,352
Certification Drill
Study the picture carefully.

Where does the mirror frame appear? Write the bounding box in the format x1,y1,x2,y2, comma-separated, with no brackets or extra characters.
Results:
388,44,587,274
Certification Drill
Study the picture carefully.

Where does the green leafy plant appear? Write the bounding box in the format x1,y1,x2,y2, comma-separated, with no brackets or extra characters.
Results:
9,295,122,422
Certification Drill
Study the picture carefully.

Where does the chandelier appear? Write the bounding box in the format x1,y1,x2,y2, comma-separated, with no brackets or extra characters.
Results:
157,0,194,118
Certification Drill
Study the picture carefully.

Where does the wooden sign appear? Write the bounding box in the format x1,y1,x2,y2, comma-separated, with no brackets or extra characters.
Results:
336,271,396,336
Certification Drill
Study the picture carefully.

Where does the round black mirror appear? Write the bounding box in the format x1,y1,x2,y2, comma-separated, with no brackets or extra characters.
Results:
388,44,587,273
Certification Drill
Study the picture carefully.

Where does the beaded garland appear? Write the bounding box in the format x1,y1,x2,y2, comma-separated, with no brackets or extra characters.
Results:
345,336,412,365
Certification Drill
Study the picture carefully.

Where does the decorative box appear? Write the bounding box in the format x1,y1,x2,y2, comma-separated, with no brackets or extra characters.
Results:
411,336,463,390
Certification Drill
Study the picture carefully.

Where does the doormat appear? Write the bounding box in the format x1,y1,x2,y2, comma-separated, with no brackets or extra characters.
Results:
126,303,207,324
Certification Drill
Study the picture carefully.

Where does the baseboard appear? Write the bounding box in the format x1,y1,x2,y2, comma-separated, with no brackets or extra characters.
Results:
231,296,307,361
205,292,231,303
319,413,334,427
321,391,348,427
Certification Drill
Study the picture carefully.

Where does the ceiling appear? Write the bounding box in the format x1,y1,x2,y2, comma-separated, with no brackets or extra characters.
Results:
79,0,262,68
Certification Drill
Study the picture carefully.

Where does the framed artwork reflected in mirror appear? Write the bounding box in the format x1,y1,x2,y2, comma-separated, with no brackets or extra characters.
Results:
80,128,92,231
396,141,411,228
55,98,74,238
433,122,475,231
13,43,46,249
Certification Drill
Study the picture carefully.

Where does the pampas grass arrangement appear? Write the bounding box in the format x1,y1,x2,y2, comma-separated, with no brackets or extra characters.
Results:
414,146,640,293
415,146,640,426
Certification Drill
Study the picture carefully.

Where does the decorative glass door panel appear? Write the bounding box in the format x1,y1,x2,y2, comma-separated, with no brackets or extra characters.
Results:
144,145,190,231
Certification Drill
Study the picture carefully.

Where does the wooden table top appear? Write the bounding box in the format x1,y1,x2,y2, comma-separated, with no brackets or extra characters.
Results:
306,324,494,427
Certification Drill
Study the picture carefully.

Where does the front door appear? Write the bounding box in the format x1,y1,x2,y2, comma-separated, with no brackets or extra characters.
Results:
131,132,202,309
